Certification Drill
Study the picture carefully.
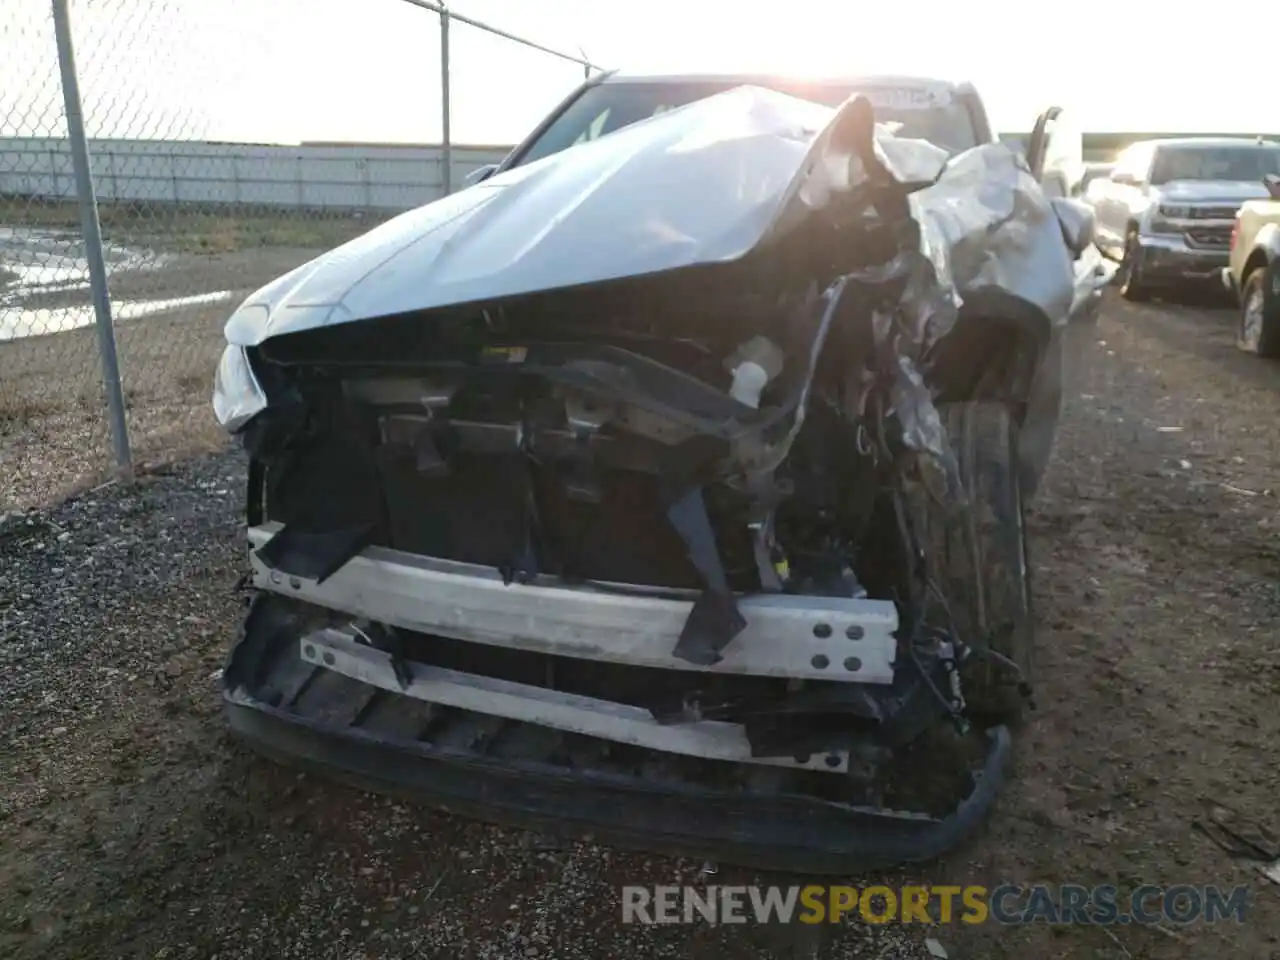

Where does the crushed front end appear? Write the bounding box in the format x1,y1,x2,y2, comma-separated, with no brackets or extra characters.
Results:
214,88,1095,872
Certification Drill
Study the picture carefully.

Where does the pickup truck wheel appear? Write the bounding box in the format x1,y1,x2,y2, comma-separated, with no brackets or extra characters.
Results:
1118,229,1150,301
1238,266,1280,358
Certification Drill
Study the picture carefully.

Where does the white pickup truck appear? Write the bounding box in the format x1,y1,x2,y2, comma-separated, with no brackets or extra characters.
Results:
1223,174,1280,356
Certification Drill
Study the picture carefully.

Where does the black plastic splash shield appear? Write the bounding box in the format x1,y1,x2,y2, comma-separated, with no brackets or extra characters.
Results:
219,600,1011,875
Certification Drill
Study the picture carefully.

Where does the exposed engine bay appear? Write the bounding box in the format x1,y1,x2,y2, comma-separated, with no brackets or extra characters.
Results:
214,87,1107,871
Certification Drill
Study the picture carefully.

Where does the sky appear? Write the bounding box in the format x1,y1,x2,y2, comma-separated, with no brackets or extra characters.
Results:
1,0,1272,147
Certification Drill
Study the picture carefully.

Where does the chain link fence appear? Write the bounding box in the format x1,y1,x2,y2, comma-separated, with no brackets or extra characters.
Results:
0,0,596,510
1,0,105,507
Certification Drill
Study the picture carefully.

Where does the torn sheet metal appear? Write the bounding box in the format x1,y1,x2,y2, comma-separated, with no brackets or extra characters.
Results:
852,139,1076,474
913,144,1077,330
764,128,1084,486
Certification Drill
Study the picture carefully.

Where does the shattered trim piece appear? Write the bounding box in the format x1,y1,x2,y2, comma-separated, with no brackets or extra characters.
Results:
249,524,899,684
301,629,851,773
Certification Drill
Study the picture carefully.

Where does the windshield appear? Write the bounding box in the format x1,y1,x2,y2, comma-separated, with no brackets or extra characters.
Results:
513,80,982,169
1149,145,1280,184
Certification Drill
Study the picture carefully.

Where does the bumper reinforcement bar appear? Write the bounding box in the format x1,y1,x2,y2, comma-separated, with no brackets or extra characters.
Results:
249,523,899,684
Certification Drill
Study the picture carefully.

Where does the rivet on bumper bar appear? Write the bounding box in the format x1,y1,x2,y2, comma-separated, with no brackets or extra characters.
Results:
249,524,899,684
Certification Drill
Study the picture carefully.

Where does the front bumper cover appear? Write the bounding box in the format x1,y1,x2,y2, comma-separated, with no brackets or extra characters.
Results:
221,599,1012,874
1138,234,1229,281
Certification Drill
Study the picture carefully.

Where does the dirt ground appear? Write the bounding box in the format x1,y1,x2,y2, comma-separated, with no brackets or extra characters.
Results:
2,290,1279,959
0,245,319,510
1,202,381,510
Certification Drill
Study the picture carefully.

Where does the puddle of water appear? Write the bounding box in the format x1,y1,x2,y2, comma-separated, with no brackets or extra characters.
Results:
0,226,168,302
0,290,235,342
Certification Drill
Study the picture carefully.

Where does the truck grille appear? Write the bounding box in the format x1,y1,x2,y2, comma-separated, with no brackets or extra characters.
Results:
1186,226,1232,248
1185,205,1240,221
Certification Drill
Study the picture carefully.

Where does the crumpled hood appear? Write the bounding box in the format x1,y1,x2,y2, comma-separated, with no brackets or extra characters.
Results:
222,84,1083,352
215,81,1097,513
1156,180,1273,204
225,86,837,347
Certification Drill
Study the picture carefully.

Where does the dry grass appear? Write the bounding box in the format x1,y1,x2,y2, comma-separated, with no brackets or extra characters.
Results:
0,199,350,507
0,301,232,509
1,304,225,410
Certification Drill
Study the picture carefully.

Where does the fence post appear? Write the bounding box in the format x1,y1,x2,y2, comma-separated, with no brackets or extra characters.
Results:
51,0,131,471
105,147,117,201
439,4,452,196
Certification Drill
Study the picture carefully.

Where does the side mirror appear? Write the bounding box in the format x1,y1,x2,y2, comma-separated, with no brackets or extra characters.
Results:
1265,174,1280,200
1025,106,1061,180
464,164,499,187
1050,197,1097,256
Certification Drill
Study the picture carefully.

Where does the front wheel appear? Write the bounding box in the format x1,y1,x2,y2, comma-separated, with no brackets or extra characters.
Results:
922,401,1035,726
1118,229,1150,302
1237,266,1280,358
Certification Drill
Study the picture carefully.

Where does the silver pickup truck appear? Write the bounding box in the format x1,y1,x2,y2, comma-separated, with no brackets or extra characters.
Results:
1086,137,1280,300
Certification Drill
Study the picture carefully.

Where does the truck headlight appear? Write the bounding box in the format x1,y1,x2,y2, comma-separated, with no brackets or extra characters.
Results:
1147,214,1184,235
1158,204,1191,219
212,344,268,433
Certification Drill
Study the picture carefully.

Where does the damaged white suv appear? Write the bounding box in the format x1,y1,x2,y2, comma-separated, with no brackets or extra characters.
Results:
212,76,1104,873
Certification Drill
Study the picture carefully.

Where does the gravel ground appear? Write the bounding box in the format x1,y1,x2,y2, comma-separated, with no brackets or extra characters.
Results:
2,290,1279,959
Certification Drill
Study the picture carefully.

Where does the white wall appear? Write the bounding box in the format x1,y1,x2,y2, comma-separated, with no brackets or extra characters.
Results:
0,138,514,211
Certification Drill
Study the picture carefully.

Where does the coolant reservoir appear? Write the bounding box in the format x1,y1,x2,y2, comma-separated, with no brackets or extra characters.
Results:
730,361,770,409
725,335,784,409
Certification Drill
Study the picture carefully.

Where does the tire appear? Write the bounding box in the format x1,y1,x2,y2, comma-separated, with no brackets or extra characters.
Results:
1237,266,1280,358
929,400,1035,726
1118,228,1150,301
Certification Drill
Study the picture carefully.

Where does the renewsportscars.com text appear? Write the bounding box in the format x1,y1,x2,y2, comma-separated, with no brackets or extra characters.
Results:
621,884,1249,926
